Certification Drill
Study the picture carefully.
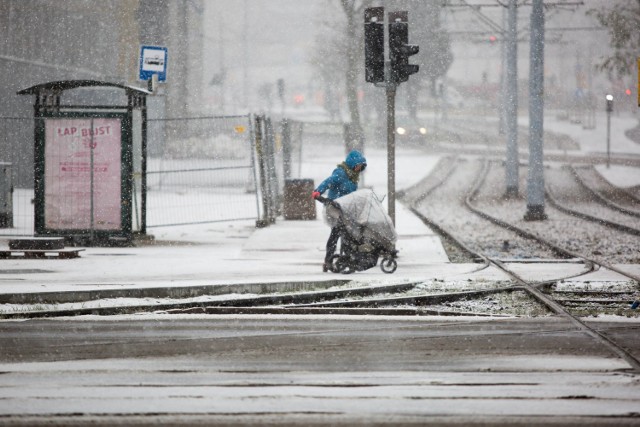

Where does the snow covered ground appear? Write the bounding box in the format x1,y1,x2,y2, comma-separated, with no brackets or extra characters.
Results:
1,110,639,309
1,110,639,425
542,111,640,188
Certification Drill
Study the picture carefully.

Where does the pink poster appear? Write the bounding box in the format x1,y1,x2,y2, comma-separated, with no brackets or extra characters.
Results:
44,118,122,230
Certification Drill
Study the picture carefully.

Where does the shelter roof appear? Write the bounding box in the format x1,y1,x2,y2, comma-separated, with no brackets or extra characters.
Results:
17,80,150,95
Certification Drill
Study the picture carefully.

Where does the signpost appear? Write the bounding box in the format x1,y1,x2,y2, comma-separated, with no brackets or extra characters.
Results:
139,45,168,91
606,94,613,168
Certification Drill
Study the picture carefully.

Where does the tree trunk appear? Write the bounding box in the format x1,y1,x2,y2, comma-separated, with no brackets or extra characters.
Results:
342,0,364,153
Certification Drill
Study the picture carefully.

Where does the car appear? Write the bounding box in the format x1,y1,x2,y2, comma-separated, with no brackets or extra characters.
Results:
394,118,430,145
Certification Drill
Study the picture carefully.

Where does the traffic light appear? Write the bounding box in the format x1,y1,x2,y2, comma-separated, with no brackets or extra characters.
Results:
364,7,385,83
388,11,419,83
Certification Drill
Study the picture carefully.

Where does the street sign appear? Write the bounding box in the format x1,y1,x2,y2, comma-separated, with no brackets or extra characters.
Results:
139,45,167,82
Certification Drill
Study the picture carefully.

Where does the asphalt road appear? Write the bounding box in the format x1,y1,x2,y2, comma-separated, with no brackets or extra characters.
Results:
1,315,639,426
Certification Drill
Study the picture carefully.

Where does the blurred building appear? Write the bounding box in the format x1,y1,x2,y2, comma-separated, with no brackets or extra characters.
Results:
0,0,204,187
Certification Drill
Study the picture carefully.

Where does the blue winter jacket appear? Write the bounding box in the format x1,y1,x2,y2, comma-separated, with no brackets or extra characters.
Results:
315,150,367,200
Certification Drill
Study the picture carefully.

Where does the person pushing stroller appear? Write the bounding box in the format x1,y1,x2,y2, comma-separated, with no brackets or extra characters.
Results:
312,150,367,272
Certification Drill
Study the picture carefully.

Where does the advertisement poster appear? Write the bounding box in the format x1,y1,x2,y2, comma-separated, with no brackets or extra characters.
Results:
44,118,122,230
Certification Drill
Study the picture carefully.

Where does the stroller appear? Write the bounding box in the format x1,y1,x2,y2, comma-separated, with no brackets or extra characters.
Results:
317,189,398,274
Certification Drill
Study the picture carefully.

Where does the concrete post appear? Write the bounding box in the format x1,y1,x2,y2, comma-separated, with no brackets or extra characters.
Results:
505,0,519,198
524,0,547,221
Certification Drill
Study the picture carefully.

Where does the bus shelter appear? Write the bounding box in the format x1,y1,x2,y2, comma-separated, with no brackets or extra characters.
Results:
18,80,149,245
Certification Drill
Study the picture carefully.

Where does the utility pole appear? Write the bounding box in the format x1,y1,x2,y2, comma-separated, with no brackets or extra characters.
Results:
524,0,547,221
504,0,519,198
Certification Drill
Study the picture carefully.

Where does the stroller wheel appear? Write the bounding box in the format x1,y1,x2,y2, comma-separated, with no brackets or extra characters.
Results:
380,257,397,274
329,254,343,273
340,265,355,274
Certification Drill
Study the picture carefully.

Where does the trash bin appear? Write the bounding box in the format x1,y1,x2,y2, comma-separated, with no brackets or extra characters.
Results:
283,178,316,220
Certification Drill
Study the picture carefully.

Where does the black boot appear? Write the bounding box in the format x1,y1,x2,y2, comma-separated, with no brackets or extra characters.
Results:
323,257,333,272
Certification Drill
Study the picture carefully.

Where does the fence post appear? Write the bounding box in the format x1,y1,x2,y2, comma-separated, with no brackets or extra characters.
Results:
248,114,261,216
264,117,279,223
282,118,291,180
254,115,270,228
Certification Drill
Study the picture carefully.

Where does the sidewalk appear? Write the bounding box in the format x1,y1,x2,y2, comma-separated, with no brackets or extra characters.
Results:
0,194,483,300
241,200,450,273
0,145,520,303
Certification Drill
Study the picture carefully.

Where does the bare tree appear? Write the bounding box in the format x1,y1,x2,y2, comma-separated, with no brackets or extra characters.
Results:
340,0,373,150
312,1,452,140
311,0,372,149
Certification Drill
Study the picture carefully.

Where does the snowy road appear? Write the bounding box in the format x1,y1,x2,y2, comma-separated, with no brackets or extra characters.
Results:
0,315,639,426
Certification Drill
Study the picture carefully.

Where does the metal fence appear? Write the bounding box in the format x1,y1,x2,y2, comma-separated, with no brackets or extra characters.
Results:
0,112,349,238
147,117,347,228
146,114,260,228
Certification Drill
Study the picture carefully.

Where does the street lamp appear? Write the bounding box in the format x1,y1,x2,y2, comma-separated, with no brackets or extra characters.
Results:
606,94,613,168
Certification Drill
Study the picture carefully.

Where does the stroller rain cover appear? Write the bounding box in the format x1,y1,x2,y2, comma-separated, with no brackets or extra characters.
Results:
324,189,397,251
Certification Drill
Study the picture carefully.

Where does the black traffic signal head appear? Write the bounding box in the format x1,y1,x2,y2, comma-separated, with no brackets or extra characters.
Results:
389,11,419,83
364,7,385,83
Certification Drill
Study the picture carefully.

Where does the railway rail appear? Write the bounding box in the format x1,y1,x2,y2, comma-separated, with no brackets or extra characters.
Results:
570,165,640,217
545,166,640,236
408,156,640,371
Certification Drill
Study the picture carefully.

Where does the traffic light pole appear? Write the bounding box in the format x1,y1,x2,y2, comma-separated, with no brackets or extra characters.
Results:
364,7,418,227
385,65,397,226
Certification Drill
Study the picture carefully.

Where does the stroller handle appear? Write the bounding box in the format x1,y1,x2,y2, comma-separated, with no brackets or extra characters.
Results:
315,195,340,209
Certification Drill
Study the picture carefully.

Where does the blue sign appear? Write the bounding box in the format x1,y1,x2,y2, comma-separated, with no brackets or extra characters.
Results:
139,45,167,82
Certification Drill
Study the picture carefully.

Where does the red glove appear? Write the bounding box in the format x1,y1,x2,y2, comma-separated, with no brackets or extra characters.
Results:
312,191,321,199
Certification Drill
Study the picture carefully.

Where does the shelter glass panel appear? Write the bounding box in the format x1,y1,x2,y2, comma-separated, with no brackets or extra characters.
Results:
44,117,122,230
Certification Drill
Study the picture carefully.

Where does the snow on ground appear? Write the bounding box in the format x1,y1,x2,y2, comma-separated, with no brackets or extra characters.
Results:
542,111,640,155
543,111,640,187
595,164,640,188
1,110,639,318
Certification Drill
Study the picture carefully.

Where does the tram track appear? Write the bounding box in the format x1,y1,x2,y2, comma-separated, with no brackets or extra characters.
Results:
570,165,640,218
547,183,640,237
545,165,640,236
490,257,640,372
405,156,640,372
472,160,640,275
